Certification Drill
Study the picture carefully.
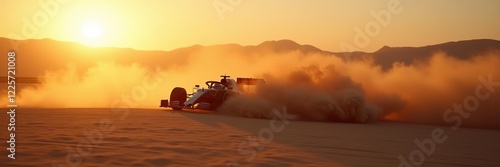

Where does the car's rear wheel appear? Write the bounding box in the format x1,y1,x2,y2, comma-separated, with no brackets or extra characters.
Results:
212,91,232,111
170,87,187,110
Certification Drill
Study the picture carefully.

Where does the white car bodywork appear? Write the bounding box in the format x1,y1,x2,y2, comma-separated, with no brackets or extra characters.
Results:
160,75,265,110
184,78,242,107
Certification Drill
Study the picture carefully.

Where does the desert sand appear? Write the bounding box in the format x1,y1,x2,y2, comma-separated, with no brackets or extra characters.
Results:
0,108,498,167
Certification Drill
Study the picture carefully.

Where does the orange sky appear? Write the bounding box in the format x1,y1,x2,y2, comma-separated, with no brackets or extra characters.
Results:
1,0,500,52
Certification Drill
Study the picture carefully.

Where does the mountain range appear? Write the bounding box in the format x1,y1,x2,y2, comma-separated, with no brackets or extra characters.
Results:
1,37,499,77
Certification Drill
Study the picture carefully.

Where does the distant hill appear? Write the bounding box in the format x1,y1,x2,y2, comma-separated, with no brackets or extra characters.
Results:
1,37,499,77
363,39,500,69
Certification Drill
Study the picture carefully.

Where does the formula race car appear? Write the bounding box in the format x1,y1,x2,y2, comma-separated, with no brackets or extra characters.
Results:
160,75,265,111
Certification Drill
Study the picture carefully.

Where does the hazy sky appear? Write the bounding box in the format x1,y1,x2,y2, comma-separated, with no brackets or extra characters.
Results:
1,0,499,52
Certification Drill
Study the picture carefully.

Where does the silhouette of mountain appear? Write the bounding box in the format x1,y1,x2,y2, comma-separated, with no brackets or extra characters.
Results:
254,39,323,53
0,37,499,77
368,39,500,69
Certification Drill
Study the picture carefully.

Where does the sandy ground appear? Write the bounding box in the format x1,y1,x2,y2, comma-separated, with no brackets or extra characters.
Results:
0,108,499,167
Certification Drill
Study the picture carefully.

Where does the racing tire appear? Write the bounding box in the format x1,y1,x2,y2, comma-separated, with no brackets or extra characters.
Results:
212,91,230,111
170,87,187,110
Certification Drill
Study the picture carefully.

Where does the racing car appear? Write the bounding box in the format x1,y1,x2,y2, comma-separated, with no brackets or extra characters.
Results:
160,75,265,110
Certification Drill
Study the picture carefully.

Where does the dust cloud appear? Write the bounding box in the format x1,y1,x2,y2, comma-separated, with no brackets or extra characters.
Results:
2,62,170,108
3,47,499,129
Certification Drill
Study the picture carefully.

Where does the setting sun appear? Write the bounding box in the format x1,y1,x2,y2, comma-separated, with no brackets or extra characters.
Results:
82,21,102,40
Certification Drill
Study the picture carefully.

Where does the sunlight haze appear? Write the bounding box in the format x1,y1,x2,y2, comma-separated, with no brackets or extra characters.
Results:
1,0,500,51
1,1,500,166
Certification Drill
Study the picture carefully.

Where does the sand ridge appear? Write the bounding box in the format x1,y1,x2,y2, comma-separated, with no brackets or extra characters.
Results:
0,108,498,167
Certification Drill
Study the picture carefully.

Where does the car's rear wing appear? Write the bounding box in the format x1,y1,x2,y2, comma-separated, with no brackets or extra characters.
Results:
236,78,265,85
236,78,265,94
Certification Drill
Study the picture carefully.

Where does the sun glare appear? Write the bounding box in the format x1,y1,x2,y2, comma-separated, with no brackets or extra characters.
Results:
82,22,102,40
